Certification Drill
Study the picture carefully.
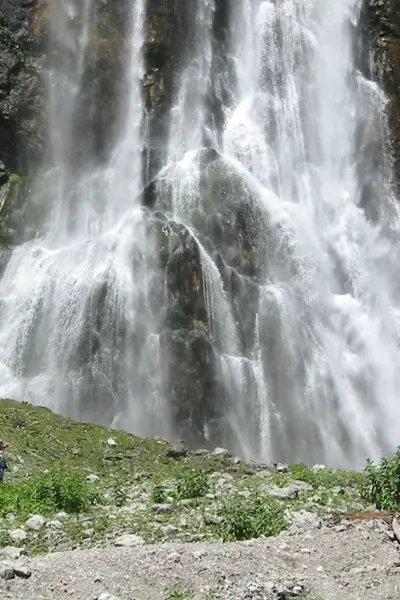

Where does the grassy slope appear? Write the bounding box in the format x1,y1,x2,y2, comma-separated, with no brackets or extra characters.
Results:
0,399,371,556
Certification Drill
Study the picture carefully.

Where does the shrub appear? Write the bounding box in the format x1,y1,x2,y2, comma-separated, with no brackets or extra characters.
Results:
151,484,167,504
217,493,286,541
0,472,99,517
361,447,400,510
175,470,208,500
289,463,363,489
113,484,127,508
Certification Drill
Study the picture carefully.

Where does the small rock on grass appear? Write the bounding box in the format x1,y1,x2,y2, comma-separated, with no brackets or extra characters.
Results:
113,534,144,547
165,441,187,459
9,528,27,542
25,515,45,531
211,447,231,458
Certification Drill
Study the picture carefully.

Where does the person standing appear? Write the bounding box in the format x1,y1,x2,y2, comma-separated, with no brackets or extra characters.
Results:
0,449,7,482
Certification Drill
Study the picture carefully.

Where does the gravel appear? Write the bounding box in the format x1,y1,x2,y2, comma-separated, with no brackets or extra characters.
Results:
1,520,400,599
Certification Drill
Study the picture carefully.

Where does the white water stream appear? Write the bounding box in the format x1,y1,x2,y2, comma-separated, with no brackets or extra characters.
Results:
0,0,399,467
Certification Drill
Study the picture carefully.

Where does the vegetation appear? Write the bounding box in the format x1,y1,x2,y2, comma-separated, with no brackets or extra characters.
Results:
0,398,394,557
361,447,400,510
0,472,99,518
217,493,286,541
175,470,209,500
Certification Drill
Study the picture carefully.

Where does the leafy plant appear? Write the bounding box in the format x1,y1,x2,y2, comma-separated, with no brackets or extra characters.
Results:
151,484,167,504
175,470,208,499
361,448,400,510
289,463,363,490
217,492,286,541
0,472,100,517
113,483,127,507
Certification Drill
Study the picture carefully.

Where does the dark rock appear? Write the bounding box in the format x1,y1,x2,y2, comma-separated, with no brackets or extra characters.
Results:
165,440,187,459
365,0,400,179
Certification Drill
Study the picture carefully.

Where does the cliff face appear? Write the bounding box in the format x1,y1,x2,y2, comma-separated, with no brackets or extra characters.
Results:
0,0,400,448
366,0,400,178
1,0,398,217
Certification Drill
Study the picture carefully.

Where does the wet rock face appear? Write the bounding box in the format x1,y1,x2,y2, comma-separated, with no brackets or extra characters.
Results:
366,0,400,176
0,0,45,174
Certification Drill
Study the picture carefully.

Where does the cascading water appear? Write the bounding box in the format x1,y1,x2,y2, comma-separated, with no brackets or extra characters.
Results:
0,0,399,468
0,0,171,438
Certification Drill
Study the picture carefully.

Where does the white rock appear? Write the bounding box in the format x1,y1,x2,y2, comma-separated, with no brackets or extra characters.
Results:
86,474,100,483
211,447,231,457
9,528,27,542
25,515,45,531
5,513,16,522
56,512,69,521
98,594,120,600
113,534,144,547
276,463,289,473
312,464,327,471
0,547,26,560
107,438,117,447
46,520,64,530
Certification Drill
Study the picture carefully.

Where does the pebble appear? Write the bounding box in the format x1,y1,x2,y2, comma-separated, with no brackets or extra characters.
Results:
107,438,117,447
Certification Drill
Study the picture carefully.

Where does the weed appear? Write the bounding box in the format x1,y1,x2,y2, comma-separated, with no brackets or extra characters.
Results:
175,470,209,500
0,472,100,518
165,588,194,600
217,492,286,541
361,447,400,510
151,484,167,504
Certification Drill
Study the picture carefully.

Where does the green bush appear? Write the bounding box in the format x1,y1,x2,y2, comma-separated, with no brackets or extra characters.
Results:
361,448,400,510
0,472,99,517
289,463,363,489
175,470,208,500
217,493,286,541
151,484,167,504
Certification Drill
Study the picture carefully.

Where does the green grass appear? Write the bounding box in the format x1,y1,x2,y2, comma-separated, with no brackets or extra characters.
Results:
165,590,194,600
0,398,380,555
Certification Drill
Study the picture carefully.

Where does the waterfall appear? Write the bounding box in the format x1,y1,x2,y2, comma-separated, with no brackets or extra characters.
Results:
0,0,399,468
0,0,171,438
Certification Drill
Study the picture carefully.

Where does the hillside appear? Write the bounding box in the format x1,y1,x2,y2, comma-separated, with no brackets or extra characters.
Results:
0,398,373,555
0,400,400,599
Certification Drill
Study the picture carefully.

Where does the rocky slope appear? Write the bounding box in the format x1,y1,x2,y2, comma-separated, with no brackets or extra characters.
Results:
1,400,400,600
3,524,400,600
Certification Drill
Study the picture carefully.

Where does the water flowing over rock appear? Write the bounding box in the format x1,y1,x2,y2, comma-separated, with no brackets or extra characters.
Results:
0,0,400,468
